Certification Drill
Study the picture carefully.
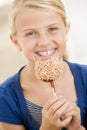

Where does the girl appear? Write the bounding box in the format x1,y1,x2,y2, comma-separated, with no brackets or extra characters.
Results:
0,0,87,130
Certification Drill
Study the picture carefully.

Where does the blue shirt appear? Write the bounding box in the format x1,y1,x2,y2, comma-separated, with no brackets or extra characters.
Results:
0,61,87,130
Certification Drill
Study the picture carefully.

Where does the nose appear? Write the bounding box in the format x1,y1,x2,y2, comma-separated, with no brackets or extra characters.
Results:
37,31,51,46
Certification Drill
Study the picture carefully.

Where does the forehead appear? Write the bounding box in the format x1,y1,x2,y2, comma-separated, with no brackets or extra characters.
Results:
15,8,64,30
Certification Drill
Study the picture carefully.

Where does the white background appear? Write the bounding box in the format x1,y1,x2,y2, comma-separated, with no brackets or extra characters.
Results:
0,0,13,6
62,0,87,63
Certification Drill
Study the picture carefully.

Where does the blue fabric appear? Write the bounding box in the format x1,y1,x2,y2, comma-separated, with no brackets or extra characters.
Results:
0,61,87,130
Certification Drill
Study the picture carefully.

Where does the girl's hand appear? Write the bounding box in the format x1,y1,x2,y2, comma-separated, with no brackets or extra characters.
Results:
40,96,72,130
62,103,82,130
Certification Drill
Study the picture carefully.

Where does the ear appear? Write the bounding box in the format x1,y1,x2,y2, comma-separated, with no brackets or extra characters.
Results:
66,22,70,33
65,22,70,41
10,35,22,51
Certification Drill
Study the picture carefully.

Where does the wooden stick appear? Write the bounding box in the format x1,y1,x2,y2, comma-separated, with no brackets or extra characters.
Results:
50,81,56,96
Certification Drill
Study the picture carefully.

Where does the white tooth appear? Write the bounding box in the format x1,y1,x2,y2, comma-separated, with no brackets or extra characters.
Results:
38,50,54,56
48,51,51,55
43,52,47,56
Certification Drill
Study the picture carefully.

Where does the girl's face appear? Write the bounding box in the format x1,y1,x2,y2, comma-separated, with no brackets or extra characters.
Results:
11,8,70,66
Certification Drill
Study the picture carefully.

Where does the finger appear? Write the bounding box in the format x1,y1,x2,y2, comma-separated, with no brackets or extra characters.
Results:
62,102,79,114
61,116,72,126
53,101,70,119
60,103,79,120
44,96,62,111
62,106,80,120
68,103,80,114
47,98,67,116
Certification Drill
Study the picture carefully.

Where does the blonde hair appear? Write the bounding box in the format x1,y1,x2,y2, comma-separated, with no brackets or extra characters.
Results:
9,0,69,59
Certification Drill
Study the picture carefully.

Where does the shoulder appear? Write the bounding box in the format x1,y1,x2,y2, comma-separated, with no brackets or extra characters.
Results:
67,60,87,74
0,68,24,125
0,71,19,93
0,70,20,104
67,60,87,88
0,66,23,104
0,66,24,91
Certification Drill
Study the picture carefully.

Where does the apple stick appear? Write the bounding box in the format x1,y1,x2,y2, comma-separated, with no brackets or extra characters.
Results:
50,81,56,96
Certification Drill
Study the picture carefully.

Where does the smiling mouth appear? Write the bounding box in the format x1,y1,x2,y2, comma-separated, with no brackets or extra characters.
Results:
36,49,56,57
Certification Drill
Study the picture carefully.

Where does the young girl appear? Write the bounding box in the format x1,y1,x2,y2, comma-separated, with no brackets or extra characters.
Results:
0,0,87,130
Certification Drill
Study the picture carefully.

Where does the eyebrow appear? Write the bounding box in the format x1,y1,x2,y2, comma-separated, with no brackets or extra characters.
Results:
47,23,64,27
23,22,64,32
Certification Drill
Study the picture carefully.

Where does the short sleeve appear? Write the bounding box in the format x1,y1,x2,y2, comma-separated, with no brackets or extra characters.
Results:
0,86,23,125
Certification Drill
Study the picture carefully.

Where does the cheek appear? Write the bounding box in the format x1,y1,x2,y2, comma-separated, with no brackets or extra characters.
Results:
54,33,66,48
19,38,35,52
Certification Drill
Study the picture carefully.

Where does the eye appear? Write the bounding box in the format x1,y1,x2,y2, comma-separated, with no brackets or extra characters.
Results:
48,27,59,32
25,31,36,37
